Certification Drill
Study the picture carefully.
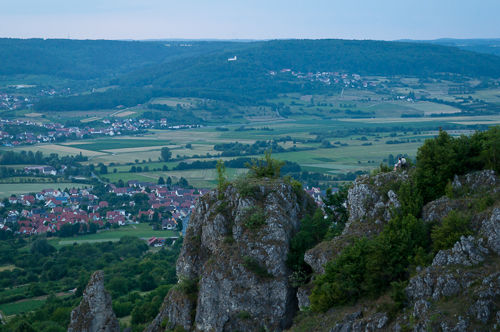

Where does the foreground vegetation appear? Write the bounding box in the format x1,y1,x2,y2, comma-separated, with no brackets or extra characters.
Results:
0,236,181,331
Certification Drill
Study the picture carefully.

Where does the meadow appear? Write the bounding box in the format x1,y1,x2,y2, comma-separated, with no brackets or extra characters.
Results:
0,298,46,316
68,139,173,152
0,183,86,198
3,85,500,191
47,223,178,248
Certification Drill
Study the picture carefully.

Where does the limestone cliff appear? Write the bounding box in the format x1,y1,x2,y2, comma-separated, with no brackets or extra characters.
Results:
292,170,500,331
304,171,407,275
68,270,120,332
146,179,314,332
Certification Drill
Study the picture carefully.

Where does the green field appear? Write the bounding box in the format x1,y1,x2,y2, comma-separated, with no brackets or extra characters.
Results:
48,224,178,248
104,168,248,188
69,139,172,151
0,299,45,316
3,87,499,192
0,183,87,198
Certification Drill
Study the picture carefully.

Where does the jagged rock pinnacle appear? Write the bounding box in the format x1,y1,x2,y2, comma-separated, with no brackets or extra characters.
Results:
68,270,120,332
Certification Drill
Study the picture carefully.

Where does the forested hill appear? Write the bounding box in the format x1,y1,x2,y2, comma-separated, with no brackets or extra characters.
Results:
0,38,241,80
4,38,500,82
118,39,500,87
400,38,500,57
22,38,500,110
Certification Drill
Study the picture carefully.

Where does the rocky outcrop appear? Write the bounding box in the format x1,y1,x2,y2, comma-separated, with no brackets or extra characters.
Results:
146,179,313,332
346,171,407,228
68,270,119,332
329,311,389,332
291,169,500,331
304,171,407,275
403,203,500,331
421,196,467,223
451,169,498,194
480,207,500,255
432,235,489,266
423,170,500,224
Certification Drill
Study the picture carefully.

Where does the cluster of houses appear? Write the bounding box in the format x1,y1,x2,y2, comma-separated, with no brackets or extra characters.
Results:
1,86,78,111
0,182,207,237
0,118,202,147
0,93,32,111
268,69,378,88
0,176,328,243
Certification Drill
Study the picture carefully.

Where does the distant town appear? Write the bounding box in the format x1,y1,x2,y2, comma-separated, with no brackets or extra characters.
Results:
0,118,201,147
0,181,325,240
1,182,205,237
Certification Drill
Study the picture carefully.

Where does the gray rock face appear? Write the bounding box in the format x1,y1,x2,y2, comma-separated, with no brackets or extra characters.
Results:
304,171,407,275
328,311,388,332
144,288,195,332
452,170,498,193
412,299,430,319
421,196,465,223
468,272,500,325
432,236,489,266
480,208,500,255
68,270,119,332
296,286,311,309
346,172,407,227
146,180,313,332
423,170,500,224
406,268,463,302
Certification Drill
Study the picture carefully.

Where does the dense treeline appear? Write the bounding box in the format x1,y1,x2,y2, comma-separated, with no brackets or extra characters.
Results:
142,108,205,125
0,150,87,166
416,127,500,203
0,39,236,80
174,157,301,173
34,88,154,111
213,140,287,156
0,236,181,331
405,38,500,57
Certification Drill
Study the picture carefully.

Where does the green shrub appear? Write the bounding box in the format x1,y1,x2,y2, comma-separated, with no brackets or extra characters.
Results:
243,207,266,230
431,211,472,253
372,163,392,175
396,178,423,217
216,160,228,199
310,237,372,311
242,256,273,278
177,277,199,298
215,200,228,214
475,193,496,212
415,127,500,203
237,311,252,320
223,235,235,244
235,179,260,199
311,214,430,312
287,209,329,274
323,185,349,240
246,150,285,179
113,301,133,317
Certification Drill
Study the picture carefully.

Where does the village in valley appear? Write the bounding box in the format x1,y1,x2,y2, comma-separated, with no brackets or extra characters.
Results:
0,178,325,246
0,181,207,246
0,117,201,147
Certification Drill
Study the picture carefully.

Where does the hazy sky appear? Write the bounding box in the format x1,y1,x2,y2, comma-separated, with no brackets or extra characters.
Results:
1,0,498,40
